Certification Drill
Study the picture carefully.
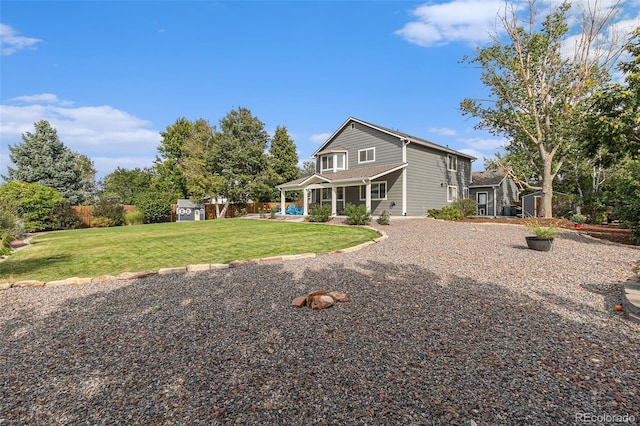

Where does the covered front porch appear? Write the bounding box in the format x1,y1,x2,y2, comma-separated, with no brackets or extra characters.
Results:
276,163,407,217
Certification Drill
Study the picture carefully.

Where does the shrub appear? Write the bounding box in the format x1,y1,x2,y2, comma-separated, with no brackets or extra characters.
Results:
0,181,65,232
92,199,125,226
453,198,477,217
91,217,115,228
135,192,172,224
124,209,145,225
50,204,83,230
428,205,464,220
569,213,586,224
344,203,371,225
0,208,23,254
376,210,391,225
308,204,332,222
527,222,559,239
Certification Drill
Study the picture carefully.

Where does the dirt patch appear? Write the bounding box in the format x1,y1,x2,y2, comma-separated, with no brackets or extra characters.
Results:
459,217,638,246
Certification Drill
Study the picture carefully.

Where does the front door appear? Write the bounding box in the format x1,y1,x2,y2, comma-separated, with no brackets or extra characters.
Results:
477,192,488,216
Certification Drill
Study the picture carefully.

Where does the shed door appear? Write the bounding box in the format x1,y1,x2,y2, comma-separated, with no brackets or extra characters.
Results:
477,192,488,216
194,209,201,221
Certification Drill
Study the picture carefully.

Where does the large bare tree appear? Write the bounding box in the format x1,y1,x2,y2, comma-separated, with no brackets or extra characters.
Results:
461,0,625,217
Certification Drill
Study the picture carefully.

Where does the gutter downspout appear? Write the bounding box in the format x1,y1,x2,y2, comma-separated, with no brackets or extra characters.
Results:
402,139,409,216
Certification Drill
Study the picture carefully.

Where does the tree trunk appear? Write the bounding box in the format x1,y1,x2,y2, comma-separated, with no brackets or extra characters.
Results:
218,201,230,219
540,158,554,218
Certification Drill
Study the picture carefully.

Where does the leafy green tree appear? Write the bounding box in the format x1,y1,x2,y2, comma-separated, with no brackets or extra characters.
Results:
0,181,65,232
75,154,98,204
4,120,84,205
460,0,623,218
182,119,216,203
100,167,153,205
585,28,640,162
268,125,300,201
607,158,640,242
208,107,270,217
300,161,316,176
153,117,191,198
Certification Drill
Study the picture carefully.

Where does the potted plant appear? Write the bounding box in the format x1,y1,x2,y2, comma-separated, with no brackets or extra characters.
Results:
570,213,586,229
525,222,559,251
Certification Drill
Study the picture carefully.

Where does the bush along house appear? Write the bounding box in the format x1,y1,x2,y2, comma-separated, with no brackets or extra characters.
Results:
276,117,475,216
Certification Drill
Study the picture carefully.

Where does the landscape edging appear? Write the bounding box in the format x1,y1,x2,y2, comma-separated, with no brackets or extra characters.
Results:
0,225,386,290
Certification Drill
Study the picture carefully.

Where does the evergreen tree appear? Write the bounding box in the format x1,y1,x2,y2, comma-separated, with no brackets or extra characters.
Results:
269,125,300,201
5,120,84,205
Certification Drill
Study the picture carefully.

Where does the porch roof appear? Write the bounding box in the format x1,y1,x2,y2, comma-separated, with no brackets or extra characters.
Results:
276,162,407,189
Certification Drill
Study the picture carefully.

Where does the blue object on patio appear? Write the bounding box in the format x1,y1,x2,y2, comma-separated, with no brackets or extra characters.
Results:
286,205,298,215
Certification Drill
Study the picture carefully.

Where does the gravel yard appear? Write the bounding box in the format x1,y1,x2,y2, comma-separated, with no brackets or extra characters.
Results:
1,218,639,425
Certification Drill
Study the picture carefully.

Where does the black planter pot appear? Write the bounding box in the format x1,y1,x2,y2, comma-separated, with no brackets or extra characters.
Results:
526,236,554,252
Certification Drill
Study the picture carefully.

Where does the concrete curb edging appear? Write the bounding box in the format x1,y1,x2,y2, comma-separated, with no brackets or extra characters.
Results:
0,225,386,290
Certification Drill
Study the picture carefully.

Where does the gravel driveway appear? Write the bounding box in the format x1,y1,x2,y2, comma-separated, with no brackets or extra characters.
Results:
1,218,639,425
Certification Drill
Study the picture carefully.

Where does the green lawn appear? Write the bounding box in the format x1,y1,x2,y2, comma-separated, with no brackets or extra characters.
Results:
0,219,380,283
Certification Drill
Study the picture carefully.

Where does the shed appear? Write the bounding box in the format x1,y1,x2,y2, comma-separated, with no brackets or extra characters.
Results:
469,170,521,217
176,199,205,222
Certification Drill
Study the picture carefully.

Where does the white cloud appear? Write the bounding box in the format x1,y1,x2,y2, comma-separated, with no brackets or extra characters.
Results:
397,0,638,48
0,96,161,178
309,132,331,144
9,93,73,106
395,0,509,47
0,23,42,55
459,136,505,150
429,127,457,136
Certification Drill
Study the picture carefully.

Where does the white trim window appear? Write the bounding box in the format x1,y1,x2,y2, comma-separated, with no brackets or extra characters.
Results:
463,187,469,199
320,152,346,172
447,154,457,172
358,147,375,164
360,181,387,200
321,155,333,172
447,185,458,202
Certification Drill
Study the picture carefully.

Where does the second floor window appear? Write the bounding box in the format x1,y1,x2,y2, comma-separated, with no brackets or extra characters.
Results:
321,155,333,172
358,148,375,164
447,154,457,171
321,153,346,172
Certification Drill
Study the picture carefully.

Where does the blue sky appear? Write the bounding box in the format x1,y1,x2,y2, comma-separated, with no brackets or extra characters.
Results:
1,0,638,180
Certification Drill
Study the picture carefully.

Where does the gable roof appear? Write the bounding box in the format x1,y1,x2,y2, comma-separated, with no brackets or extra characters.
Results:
470,170,507,187
276,163,407,189
311,117,476,161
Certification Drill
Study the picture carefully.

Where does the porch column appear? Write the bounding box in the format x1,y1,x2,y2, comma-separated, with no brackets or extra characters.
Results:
365,181,371,213
280,189,286,215
331,186,337,216
303,188,309,216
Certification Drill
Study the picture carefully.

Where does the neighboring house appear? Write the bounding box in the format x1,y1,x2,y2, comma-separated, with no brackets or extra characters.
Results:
276,117,475,216
176,199,205,222
469,169,522,217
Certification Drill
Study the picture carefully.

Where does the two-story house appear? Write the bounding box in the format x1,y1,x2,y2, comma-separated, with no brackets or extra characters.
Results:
276,117,475,216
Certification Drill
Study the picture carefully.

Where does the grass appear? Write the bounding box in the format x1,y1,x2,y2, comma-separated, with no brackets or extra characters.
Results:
0,219,380,282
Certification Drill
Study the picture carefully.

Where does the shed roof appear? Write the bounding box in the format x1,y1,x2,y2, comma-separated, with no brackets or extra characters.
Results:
470,170,507,187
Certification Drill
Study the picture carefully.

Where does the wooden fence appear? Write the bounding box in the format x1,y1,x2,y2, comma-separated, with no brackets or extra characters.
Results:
74,201,301,226
72,205,136,227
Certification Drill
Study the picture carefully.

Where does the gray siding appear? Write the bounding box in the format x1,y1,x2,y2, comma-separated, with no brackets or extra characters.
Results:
341,169,403,216
405,144,472,215
470,178,520,216
316,121,403,171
